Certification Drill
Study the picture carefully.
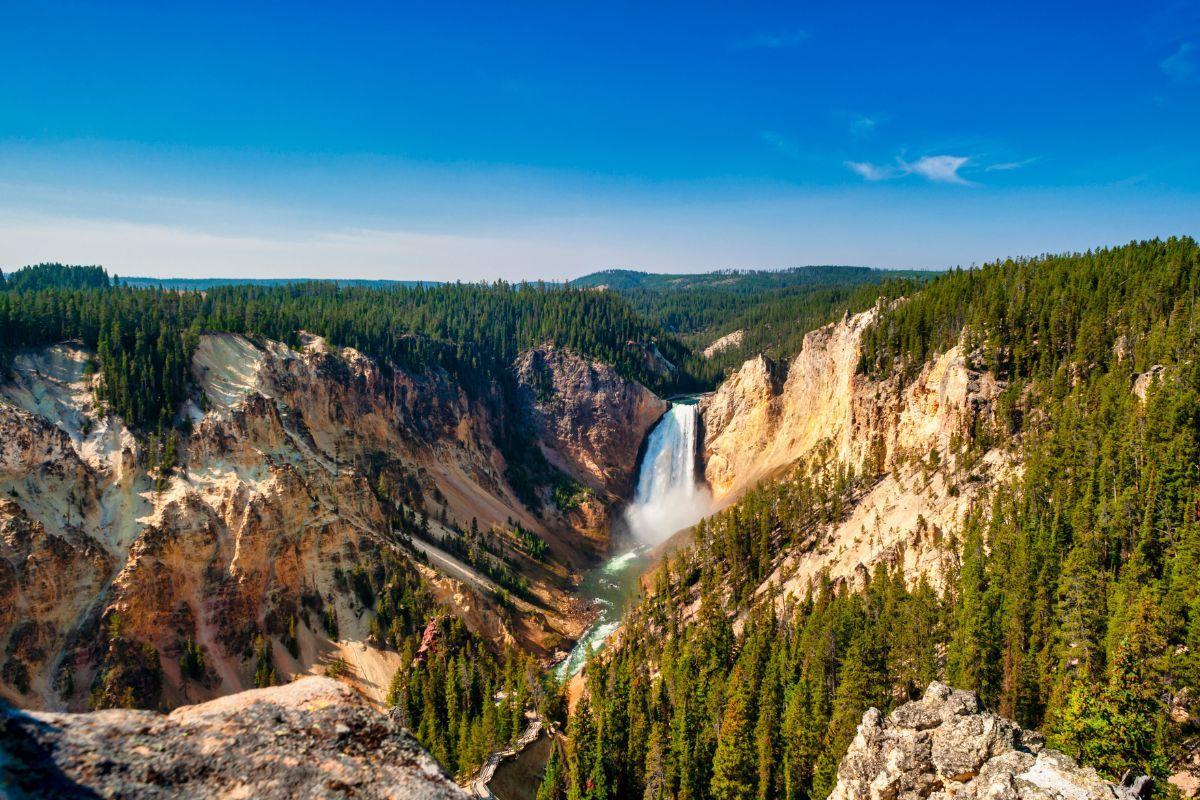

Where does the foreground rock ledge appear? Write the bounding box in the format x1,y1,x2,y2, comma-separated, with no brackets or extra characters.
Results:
0,676,467,799
829,682,1140,800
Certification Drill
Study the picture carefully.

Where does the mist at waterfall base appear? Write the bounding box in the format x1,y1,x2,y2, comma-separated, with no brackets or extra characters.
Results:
623,402,713,546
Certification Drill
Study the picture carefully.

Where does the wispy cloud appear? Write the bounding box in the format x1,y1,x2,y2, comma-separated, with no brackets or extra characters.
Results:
846,154,974,185
846,160,903,181
736,30,810,50
907,155,972,184
985,157,1037,172
1162,41,1198,82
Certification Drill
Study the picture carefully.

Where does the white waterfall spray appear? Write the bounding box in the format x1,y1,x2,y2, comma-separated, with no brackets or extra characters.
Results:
623,401,713,545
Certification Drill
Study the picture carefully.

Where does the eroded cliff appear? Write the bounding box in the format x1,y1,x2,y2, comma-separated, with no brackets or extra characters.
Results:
700,307,1008,591
0,334,664,711
515,344,668,499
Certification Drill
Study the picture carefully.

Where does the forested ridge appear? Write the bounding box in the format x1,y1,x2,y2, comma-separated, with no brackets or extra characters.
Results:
0,262,923,433
572,265,928,382
0,265,698,431
548,237,1200,800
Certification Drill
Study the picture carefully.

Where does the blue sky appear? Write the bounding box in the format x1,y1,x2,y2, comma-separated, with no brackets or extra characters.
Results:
1,1,1198,279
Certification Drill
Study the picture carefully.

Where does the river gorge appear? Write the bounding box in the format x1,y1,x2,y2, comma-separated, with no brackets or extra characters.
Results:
555,399,711,682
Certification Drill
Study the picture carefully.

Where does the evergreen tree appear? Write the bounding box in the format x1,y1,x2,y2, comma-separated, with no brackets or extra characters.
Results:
710,664,757,800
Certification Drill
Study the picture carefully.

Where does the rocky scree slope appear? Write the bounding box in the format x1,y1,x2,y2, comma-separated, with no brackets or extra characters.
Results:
699,306,1008,592
0,333,664,710
830,682,1143,800
0,675,467,799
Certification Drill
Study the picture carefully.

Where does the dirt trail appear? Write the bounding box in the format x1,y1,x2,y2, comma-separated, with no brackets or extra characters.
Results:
411,537,503,595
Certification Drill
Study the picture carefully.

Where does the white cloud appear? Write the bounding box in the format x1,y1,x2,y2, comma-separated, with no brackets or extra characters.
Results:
905,155,972,185
846,154,974,185
845,160,902,181
1162,41,1198,83
736,30,810,49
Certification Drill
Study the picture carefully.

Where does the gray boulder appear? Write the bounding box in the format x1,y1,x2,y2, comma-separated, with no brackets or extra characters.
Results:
828,682,1141,800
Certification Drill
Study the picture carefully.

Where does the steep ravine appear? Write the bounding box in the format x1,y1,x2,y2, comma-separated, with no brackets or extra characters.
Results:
0,334,665,711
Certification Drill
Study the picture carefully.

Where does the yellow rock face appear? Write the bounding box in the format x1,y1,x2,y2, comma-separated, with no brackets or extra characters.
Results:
700,306,1011,593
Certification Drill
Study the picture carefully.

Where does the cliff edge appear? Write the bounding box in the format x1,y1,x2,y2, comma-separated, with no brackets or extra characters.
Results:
0,676,467,799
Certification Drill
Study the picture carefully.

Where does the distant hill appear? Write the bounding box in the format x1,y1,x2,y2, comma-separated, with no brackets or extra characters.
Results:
570,265,931,292
570,265,936,382
119,276,439,290
1,263,111,292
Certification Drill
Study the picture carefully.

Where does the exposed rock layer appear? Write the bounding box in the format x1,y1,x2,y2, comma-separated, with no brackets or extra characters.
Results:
700,308,1007,591
515,345,668,498
0,676,467,799
702,329,744,358
0,335,662,710
829,682,1138,800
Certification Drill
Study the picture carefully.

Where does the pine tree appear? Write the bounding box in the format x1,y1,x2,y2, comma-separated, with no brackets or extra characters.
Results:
641,719,669,800
538,745,566,800
753,657,782,800
252,635,277,688
710,663,757,800
567,695,598,800
781,679,822,800
1052,594,1169,782
813,634,882,798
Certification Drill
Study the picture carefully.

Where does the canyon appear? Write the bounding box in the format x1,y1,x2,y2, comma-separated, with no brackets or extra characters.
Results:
0,307,1005,687
0,332,664,712
0,296,1176,798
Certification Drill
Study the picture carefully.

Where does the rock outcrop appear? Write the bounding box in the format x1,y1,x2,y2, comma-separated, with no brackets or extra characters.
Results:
0,676,467,799
700,307,1008,591
1133,365,1165,401
702,329,744,358
515,345,667,498
700,307,1001,501
829,682,1140,800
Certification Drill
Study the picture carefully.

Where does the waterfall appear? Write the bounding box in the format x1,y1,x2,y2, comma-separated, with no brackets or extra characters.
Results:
624,401,713,545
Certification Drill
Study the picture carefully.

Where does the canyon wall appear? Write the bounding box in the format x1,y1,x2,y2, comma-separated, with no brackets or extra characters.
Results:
0,334,663,711
514,345,668,499
700,306,1009,591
